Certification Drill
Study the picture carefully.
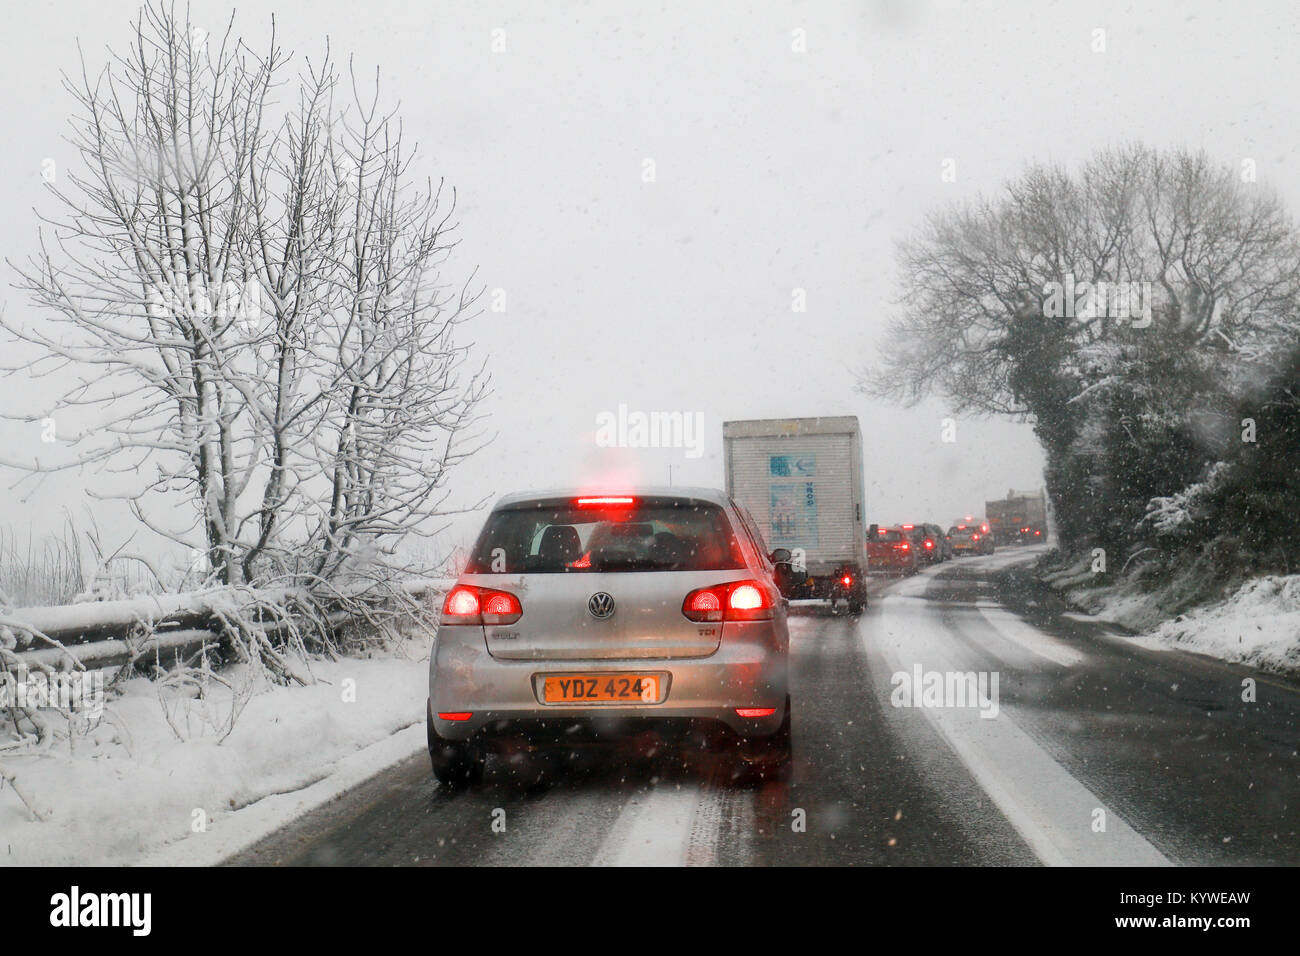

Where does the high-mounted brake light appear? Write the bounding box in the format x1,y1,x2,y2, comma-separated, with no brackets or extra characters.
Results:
441,585,523,625
576,496,635,506
901,524,914,530
683,580,774,622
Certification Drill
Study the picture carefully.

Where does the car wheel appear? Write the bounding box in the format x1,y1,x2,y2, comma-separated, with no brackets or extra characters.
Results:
739,695,792,784
427,711,485,787
849,597,866,615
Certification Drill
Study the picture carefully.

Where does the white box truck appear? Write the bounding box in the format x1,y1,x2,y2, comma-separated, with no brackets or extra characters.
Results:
723,416,868,613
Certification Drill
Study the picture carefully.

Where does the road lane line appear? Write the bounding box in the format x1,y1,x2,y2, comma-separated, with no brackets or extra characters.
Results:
873,573,1171,866
974,601,1086,667
589,781,724,866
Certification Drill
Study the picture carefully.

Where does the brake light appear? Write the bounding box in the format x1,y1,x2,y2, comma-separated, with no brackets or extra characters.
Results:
576,496,635,506
438,712,472,721
682,580,774,622
440,585,523,625
923,539,934,549
841,574,853,587
735,707,776,718
729,583,765,610
443,586,480,618
898,541,910,551
981,524,989,533
971,533,980,541
1034,530,1042,536
901,524,914,530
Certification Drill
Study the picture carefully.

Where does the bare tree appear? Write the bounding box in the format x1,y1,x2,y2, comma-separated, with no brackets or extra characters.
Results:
862,145,1300,549
1,3,486,662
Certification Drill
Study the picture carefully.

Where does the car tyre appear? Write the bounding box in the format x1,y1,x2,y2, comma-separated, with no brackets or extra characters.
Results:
739,695,792,784
427,711,485,788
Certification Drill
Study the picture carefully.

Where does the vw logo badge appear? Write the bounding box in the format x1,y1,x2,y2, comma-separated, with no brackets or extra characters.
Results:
587,592,616,620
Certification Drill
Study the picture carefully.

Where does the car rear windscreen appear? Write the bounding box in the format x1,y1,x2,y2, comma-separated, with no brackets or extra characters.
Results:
872,529,905,542
465,499,746,573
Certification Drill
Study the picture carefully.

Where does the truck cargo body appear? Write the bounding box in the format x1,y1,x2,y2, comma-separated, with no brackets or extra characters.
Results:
723,416,868,611
985,489,1048,545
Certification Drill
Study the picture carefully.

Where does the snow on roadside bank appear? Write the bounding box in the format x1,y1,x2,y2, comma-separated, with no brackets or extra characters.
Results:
1142,575,1300,675
0,650,429,866
1043,554,1300,676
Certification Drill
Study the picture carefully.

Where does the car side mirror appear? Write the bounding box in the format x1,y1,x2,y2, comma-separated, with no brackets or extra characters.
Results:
770,548,792,565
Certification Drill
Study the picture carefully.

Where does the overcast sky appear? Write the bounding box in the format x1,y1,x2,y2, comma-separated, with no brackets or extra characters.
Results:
2,0,1298,556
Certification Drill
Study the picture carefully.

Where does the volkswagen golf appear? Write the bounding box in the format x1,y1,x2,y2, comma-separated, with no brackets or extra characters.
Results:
427,488,792,785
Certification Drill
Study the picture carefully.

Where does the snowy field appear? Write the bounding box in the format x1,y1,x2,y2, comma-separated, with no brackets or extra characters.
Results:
0,648,429,866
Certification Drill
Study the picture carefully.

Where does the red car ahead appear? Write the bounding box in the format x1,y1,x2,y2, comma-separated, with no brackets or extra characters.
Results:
868,526,918,575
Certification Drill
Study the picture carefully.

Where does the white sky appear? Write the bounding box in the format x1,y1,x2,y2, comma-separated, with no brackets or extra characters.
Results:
2,0,1298,556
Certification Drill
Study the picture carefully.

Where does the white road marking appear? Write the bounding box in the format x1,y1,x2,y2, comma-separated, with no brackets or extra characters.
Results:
874,573,1171,866
589,781,723,866
974,601,1086,667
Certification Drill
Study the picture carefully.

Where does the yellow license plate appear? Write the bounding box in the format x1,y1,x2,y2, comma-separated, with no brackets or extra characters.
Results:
543,674,662,704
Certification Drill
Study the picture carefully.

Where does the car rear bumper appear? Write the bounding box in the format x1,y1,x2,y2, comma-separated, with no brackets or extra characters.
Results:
429,621,788,740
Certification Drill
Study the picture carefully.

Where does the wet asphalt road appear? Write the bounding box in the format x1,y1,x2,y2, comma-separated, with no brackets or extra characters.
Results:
227,548,1297,866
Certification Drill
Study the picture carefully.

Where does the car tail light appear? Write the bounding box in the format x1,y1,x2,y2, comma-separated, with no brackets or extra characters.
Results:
683,588,726,621
438,712,472,721
1034,530,1042,536
440,585,523,625
735,707,776,718
923,539,934,549
841,573,853,587
897,541,910,551
442,586,480,618
971,533,980,541
683,580,774,622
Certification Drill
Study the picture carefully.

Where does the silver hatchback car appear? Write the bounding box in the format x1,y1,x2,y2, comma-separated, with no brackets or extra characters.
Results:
427,488,791,785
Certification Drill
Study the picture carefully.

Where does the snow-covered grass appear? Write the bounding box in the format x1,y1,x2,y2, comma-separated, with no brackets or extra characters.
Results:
1040,550,1300,676
1141,575,1300,674
0,645,430,866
